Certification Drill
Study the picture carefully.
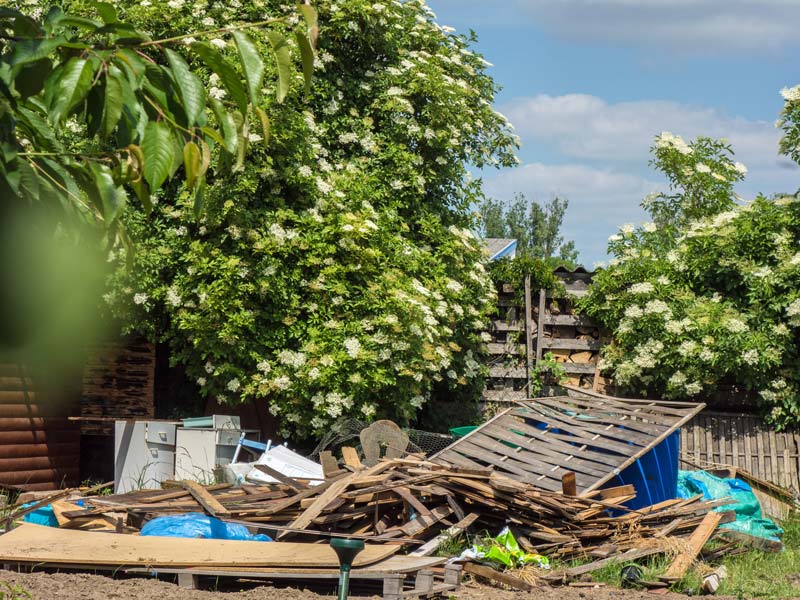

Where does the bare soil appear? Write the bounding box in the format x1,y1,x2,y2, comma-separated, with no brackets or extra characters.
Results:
0,569,751,600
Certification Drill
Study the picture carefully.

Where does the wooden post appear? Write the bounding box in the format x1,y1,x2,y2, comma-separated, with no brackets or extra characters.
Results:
561,471,577,496
382,573,404,600
535,289,546,364
414,569,435,593
524,274,534,393
444,563,463,587
177,573,197,589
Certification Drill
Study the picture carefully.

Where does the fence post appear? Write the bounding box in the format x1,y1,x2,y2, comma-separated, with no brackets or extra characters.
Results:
524,274,534,393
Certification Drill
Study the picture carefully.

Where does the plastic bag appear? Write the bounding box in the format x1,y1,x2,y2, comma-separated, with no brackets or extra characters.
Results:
140,512,272,541
460,526,549,569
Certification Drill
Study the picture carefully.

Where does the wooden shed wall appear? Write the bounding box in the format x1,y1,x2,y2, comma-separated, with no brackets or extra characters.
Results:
80,339,156,435
681,411,800,493
0,364,81,490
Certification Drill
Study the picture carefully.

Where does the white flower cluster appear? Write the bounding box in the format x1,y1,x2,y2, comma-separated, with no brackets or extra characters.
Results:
655,131,693,155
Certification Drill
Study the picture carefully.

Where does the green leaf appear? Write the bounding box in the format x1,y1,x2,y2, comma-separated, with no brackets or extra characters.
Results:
14,58,52,99
9,37,65,68
0,8,42,38
50,57,94,124
164,48,205,127
209,99,238,154
266,32,291,103
89,162,126,223
17,159,39,201
254,107,270,146
90,1,118,24
232,31,265,105
190,42,248,114
57,16,102,31
141,120,174,191
193,178,206,217
102,66,125,136
297,2,319,48
294,31,314,95
182,140,201,190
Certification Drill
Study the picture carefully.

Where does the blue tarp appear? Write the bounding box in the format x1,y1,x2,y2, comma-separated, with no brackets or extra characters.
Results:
677,470,783,542
140,512,272,541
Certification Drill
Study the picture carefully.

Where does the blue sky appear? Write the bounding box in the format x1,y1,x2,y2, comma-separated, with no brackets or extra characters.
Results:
428,0,800,265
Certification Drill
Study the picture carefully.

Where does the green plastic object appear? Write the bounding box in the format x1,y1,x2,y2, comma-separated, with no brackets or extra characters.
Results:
463,527,550,569
449,426,477,439
330,537,365,600
677,470,783,541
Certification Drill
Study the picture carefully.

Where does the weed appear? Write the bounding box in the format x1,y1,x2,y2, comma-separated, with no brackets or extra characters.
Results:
434,532,470,558
0,582,31,600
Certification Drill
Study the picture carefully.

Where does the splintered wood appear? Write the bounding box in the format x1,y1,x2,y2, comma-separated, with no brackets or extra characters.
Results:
65,458,730,564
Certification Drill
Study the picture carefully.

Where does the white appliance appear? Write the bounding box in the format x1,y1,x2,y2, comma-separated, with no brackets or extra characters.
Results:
174,415,248,483
114,420,179,494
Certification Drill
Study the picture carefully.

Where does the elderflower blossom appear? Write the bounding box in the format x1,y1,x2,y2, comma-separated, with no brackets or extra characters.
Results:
725,318,748,333
741,349,759,365
277,350,306,369
624,305,644,319
344,337,361,358
226,378,241,392
629,282,654,294
695,163,711,174
780,85,800,102
133,292,148,305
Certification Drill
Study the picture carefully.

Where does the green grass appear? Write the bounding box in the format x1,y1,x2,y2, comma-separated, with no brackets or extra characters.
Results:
0,582,31,600
716,513,800,599
551,513,800,599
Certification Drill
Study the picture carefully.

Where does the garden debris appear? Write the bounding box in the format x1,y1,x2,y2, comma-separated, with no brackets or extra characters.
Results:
430,393,704,499
22,456,735,572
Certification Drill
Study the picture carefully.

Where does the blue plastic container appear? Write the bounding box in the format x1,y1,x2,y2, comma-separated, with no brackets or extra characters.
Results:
604,430,680,509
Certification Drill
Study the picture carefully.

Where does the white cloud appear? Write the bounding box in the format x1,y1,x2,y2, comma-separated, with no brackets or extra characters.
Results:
500,93,787,171
483,163,659,263
516,0,800,54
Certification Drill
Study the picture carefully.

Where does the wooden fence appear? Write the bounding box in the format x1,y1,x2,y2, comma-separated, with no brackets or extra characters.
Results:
681,411,800,493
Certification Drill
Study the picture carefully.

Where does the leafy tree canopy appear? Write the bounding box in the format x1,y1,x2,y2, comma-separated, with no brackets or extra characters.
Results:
580,87,800,429
32,0,524,437
479,193,579,265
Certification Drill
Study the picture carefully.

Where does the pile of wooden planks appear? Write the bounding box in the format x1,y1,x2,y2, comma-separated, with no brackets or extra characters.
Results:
36,456,733,564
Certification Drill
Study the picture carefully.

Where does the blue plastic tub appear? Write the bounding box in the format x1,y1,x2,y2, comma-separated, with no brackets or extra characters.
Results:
604,430,680,509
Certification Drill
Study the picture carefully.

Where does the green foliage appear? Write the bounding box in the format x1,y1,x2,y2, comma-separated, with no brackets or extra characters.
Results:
580,119,800,428
479,193,579,264
0,1,315,231
95,0,519,438
0,583,30,600
487,255,564,300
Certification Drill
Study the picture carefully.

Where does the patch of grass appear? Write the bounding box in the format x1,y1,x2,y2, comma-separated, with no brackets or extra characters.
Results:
717,513,800,599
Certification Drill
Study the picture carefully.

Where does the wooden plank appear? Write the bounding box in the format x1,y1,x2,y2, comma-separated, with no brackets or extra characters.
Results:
319,451,339,478
488,366,527,379
524,273,534,391
277,473,357,539
408,513,480,556
553,546,667,580
561,363,597,375
487,343,521,356
0,523,397,568
660,511,722,582
539,338,601,351
181,480,231,517
482,389,528,402
341,447,363,470
463,562,534,591
491,320,523,332
535,288,546,363
253,464,309,491
544,314,596,326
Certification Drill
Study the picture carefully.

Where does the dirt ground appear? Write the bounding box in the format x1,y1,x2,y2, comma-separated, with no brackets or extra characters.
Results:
0,569,752,600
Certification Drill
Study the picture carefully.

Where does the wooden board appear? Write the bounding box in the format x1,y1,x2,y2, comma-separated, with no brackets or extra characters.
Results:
0,523,397,568
432,390,704,495
661,511,722,581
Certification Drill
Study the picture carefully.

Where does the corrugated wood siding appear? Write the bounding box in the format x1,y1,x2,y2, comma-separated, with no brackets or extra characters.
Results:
0,364,80,490
681,411,800,492
80,339,156,435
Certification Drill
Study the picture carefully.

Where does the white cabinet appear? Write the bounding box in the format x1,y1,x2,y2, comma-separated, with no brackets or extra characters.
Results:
174,421,249,484
114,421,179,494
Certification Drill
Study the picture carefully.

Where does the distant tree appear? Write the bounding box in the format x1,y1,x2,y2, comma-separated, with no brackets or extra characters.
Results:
479,193,579,265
